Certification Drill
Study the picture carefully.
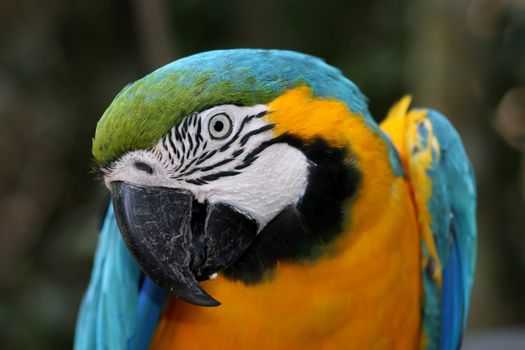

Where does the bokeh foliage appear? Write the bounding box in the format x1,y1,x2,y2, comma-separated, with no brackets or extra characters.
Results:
0,0,524,349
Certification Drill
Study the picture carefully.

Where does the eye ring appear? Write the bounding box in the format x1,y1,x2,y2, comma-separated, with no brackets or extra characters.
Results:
208,113,233,140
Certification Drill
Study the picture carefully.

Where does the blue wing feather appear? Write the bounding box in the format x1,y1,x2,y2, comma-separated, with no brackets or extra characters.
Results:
75,204,167,350
129,277,167,350
423,110,477,350
440,232,463,350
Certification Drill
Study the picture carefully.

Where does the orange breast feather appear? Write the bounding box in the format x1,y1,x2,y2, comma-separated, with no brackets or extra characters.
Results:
151,88,422,350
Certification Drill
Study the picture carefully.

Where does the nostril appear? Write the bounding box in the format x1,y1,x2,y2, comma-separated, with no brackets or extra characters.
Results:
134,162,154,174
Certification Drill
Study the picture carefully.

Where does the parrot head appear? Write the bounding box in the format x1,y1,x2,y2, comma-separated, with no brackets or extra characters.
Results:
93,49,390,307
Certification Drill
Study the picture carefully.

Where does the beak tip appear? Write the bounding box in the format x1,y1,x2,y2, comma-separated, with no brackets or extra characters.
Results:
166,280,221,307
175,289,221,307
202,299,222,307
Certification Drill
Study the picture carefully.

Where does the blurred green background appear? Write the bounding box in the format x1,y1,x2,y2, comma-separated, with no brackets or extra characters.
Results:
1,0,524,349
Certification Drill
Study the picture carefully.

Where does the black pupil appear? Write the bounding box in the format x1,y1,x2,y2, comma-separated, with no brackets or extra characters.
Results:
213,120,224,132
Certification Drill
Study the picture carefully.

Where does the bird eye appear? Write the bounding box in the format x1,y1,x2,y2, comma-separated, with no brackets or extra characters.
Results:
208,113,232,140
134,162,153,174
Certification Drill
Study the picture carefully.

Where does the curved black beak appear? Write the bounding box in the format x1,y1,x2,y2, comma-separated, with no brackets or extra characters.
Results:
110,182,257,307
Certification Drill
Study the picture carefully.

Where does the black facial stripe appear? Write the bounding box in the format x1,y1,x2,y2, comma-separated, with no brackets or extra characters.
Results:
228,134,287,171
180,148,244,177
177,130,185,157
241,136,280,163
181,116,189,134
178,156,235,178
173,162,184,173
187,131,194,151
185,139,192,159
232,149,244,158
200,170,240,182
218,131,241,152
185,178,208,185
254,110,269,118
154,146,166,167
239,124,275,147
191,139,199,157
191,113,199,127
174,125,182,143
198,157,236,173
234,157,256,170
184,167,240,185
193,121,202,153
178,167,201,177
152,148,164,164
195,150,216,166
173,150,186,172
175,156,200,176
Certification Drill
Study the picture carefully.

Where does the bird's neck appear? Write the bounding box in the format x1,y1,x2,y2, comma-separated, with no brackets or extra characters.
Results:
151,173,422,349
150,92,423,350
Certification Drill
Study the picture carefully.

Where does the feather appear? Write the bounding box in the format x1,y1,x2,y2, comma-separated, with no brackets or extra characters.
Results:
129,277,167,350
381,103,477,350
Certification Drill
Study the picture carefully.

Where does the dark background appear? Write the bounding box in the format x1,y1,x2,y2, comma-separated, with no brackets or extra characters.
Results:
0,0,524,349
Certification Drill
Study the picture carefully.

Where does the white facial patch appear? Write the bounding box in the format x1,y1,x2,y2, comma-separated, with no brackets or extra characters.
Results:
201,143,308,228
104,104,310,230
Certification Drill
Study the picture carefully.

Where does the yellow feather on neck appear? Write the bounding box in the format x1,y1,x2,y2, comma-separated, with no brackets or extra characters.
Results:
151,88,422,350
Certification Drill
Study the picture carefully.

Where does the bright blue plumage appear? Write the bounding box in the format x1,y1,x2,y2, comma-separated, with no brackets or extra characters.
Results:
157,49,372,121
419,110,477,350
441,232,464,350
129,278,167,349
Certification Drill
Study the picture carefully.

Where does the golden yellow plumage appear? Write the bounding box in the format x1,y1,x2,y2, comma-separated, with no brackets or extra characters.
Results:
151,88,422,350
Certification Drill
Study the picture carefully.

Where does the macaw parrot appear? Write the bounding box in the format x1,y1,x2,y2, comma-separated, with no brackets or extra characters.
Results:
75,49,476,350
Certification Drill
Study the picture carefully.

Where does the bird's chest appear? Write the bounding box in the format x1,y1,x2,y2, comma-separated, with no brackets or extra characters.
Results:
150,204,422,350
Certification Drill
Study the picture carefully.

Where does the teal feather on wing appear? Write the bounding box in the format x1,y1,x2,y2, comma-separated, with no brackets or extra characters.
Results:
129,277,167,350
417,110,477,350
